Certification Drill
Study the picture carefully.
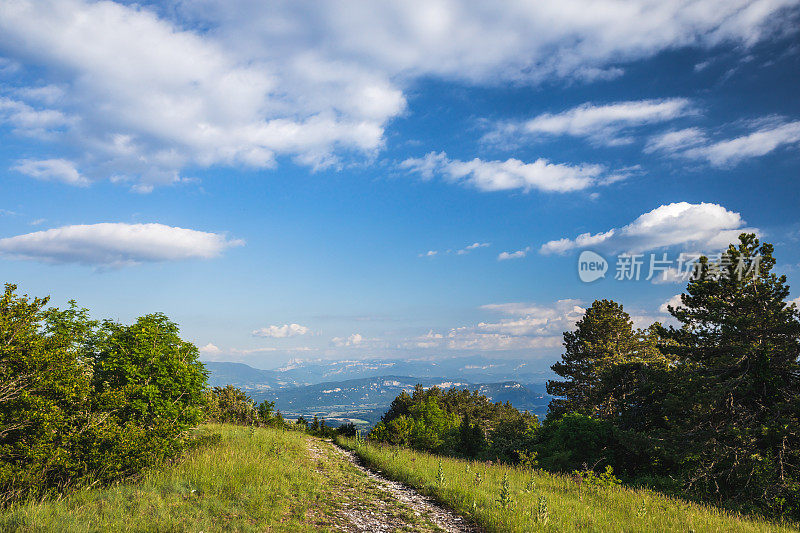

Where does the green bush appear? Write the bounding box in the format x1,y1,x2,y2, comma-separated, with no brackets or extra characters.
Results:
0,283,208,504
371,384,539,461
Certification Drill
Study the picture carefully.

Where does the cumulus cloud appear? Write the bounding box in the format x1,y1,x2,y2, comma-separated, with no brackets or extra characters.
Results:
478,300,585,336
0,0,403,189
199,342,221,355
498,247,531,261
0,222,244,267
331,333,365,347
498,99,694,146
252,323,311,338
0,0,795,188
12,158,88,186
0,96,72,138
540,202,757,255
457,242,490,255
402,152,605,193
658,294,685,314
185,0,796,84
409,299,585,351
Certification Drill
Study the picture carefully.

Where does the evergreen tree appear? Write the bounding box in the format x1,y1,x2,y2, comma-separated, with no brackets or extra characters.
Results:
547,299,663,420
662,234,800,518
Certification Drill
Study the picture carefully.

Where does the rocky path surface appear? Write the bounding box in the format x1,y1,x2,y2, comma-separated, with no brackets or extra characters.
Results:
307,438,479,533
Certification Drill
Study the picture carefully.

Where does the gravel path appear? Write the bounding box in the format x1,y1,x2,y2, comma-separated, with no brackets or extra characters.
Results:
324,441,480,533
308,439,481,533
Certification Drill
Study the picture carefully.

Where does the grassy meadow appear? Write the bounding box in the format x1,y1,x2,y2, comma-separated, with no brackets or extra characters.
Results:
337,436,800,533
0,425,350,532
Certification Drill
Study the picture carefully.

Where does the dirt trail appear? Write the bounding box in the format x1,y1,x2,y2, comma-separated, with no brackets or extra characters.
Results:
307,439,478,533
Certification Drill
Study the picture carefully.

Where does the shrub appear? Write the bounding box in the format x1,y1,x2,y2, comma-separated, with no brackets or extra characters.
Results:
0,283,209,504
534,413,633,474
0,285,93,502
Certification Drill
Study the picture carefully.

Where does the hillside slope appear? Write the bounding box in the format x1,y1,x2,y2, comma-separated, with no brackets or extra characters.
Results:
0,425,464,532
3,425,794,532
338,437,799,533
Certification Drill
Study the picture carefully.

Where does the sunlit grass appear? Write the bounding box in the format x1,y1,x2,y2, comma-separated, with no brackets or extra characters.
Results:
337,436,800,533
1,425,341,532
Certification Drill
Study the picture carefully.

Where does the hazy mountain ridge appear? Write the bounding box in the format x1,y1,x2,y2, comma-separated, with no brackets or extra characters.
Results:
204,356,554,390
205,359,553,427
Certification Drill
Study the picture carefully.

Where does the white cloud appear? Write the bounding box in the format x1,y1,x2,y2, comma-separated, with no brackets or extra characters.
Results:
12,158,89,186
683,120,800,166
0,96,72,138
650,266,693,284
479,299,585,336
402,152,605,193
540,202,757,255
197,343,315,362
252,323,310,338
0,0,794,188
514,98,693,145
0,222,244,267
332,333,365,347
498,247,531,261
646,119,800,166
187,0,795,83
658,294,685,314
644,127,708,154
199,342,221,355
420,242,490,257
409,299,584,351
0,0,402,189
457,242,490,255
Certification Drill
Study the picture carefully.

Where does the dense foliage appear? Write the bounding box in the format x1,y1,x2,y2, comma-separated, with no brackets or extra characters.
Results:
370,384,539,462
370,234,800,521
0,284,208,504
545,234,800,519
205,385,285,427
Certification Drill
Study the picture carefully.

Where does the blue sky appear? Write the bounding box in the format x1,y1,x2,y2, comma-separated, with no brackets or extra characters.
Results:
1,0,800,371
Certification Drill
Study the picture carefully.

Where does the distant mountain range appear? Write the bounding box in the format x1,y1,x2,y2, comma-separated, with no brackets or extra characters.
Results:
203,357,554,427
250,376,551,426
204,355,553,389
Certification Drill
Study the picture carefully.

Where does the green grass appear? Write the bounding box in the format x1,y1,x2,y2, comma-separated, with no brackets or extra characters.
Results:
0,425,347,532
337,436,800,533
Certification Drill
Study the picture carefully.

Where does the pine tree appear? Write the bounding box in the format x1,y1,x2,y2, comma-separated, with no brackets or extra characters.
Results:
662,234,800,518
547,299,663,420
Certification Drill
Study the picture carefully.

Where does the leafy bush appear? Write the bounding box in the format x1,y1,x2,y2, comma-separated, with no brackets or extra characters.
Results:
205,385,283,428
0,283,209,504
533,414,618,473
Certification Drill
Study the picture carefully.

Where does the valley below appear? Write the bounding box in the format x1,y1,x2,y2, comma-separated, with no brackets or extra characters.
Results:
205,358,554,427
